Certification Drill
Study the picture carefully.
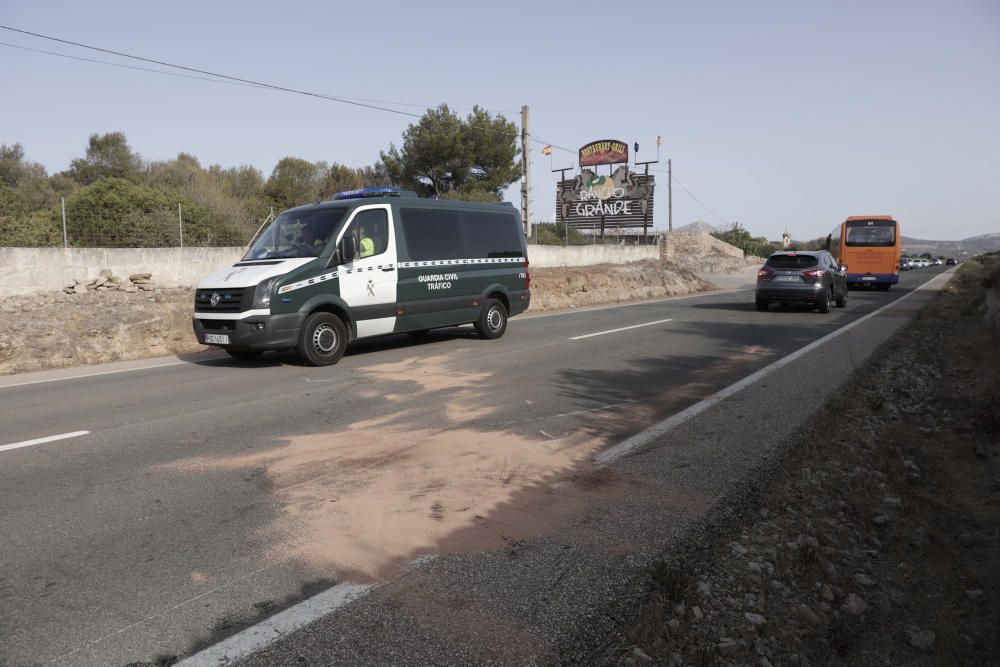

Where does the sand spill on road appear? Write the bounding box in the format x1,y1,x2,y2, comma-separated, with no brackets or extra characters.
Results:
163,354,609,578
161,346,774,579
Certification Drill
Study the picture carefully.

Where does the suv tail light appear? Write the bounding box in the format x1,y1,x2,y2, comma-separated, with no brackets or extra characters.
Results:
757,267,774,278
525,259,531,290
802,269,825,279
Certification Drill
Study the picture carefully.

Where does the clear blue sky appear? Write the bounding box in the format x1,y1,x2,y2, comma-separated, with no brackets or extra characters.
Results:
1,0,998,240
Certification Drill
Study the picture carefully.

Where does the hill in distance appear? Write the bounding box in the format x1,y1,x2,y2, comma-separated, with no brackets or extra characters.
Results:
900,232,1000,258
674,220,717,234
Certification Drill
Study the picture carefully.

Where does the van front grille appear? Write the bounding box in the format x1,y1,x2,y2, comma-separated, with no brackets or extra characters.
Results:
195,287,254,312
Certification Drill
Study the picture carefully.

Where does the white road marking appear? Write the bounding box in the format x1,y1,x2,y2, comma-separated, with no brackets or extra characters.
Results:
517,287,746,321
0,430,90,454
596,271,951,465
176,582,373,667
570,318,674,340
0,356,227,390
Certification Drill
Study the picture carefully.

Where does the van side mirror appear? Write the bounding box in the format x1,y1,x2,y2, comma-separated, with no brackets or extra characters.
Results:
338,235,358,264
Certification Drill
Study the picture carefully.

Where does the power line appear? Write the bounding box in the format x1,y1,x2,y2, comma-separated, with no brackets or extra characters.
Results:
0,40,519,117
0,41,270,90
2,25,693,204
0,25,570,152
0,24,425,119
648,167,731,225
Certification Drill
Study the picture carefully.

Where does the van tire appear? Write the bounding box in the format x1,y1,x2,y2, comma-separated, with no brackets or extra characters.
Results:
816,288,832,313
475,298,508,339
298,312,348,366
226,349,263,362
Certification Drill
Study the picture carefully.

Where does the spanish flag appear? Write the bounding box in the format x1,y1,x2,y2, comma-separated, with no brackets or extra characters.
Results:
541,145,552,156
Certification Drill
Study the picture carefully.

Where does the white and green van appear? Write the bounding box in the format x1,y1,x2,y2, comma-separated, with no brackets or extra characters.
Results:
192,188,530,365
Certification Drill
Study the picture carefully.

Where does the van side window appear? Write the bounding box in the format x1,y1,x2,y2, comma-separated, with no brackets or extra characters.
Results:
343,209,389,259
463,212,522,258
401,208,463,261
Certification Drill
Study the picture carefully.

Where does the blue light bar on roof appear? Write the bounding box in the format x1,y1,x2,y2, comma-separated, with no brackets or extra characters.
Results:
332,187,402,200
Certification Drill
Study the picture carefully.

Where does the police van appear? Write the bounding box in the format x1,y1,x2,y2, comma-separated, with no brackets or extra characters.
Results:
192,188,530,365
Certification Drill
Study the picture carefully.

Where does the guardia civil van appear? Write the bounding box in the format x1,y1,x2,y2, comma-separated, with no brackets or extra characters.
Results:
192,188,531,365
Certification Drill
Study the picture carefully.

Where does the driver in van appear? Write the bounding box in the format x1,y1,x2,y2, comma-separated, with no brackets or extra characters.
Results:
296,220,327,256
358,224,375,258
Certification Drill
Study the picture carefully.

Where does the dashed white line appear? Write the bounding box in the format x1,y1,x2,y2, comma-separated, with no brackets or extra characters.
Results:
0,430,90,454
570,318,674,340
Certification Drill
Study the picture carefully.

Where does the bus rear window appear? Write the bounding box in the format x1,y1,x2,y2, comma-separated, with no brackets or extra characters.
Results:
767,255,818,269
845,221,896,247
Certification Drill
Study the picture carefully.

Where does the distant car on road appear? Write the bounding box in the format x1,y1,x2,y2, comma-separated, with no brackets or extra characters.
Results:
756,250,848,313
946,258,957,266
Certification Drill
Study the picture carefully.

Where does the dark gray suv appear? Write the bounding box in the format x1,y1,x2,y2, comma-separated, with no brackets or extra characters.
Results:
755,250,848,313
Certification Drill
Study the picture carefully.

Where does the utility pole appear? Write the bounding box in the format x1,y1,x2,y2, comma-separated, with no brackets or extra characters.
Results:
635,160,658,242
520,105,531,239
668,158,673,233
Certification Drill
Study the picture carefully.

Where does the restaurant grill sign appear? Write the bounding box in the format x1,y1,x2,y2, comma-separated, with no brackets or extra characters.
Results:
578,139,628,167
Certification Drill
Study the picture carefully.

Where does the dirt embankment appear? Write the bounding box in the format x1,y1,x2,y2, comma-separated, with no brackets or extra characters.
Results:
0,260,717,376
608,256,1000,666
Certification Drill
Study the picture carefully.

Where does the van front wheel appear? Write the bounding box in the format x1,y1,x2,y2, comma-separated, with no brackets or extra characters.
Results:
298,312,348,366
475,298,508,340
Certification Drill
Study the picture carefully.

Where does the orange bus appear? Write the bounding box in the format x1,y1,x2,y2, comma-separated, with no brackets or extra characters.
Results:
837,215,900,290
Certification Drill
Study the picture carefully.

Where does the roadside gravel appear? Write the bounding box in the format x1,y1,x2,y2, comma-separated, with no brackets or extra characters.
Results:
607,258,1000,665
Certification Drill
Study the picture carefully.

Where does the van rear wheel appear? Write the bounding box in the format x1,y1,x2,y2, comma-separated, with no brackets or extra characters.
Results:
298,312,348,366
475,298,508,340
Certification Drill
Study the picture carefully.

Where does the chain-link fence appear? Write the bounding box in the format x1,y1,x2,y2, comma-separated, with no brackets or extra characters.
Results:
528,221,663,246
0,202,267,248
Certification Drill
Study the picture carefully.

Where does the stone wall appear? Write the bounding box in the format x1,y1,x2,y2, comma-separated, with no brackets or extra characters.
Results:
526,244,659,268
0,247,244,297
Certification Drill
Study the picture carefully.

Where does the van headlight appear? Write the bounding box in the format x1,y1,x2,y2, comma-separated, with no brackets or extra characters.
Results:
253,277,280,309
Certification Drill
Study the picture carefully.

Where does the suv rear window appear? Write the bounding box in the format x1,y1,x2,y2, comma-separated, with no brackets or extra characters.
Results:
767,254,819,269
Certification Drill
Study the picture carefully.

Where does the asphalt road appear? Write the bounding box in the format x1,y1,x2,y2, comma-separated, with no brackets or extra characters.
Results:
0,267,949,666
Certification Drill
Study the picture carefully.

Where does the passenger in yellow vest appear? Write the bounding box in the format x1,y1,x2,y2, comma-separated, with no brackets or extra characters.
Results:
358,224,375,258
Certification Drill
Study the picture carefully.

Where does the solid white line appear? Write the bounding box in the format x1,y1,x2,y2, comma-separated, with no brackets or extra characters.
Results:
0,353,230,390
0,430,90,454
177,582,373,667
0,361,189,389
570,318,674,340
595,272,950,465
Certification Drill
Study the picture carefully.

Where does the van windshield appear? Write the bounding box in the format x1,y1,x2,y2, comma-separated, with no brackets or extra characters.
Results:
243,208,348,260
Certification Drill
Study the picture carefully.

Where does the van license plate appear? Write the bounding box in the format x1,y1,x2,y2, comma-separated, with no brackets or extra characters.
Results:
861,276,877,281
775,275,799,282
205,334,230,344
